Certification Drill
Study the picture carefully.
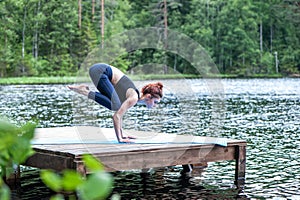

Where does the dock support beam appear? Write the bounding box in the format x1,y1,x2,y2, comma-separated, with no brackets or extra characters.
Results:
235,145,246,188
182,164,193,173
3,164,21,187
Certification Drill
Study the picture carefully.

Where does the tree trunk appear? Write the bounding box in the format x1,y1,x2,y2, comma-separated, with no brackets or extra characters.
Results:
270,24,273,53
78,0,82,29
101,0,105,48
33,0,41,59
163,0,168,44
92,0,95,22
206,0,209,19
173,54,177,72
163,0,168,74
274,51,279,73
260,20,263,54
22,3,27,75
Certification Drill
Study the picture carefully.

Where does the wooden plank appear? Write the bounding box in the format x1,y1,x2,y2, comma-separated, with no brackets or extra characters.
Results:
26,151,76,171
32,126,242,146
24,126,247,186
32,142,245,155
90,145,235,172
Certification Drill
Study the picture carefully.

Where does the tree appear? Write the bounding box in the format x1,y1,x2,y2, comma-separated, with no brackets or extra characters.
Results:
0,0,299,77
0,1,19,76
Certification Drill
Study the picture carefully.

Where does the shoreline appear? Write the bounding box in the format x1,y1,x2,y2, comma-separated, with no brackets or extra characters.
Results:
0,73,293,85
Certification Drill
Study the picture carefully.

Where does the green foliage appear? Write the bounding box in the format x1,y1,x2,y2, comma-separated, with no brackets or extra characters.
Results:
261,52,274,73
41,154,117,200
0,118,35,174
77,171,113,200
0,0,299,77
0,178,10,200
0,117,36,200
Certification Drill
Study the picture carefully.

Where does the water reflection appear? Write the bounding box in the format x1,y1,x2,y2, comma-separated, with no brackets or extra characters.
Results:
112,167,246,200
1,78,300,199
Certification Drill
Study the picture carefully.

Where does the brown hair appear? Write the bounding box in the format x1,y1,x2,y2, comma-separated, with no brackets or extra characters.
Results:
141,82,163,98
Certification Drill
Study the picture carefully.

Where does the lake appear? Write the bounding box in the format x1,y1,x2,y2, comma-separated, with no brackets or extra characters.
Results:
1,78,299,199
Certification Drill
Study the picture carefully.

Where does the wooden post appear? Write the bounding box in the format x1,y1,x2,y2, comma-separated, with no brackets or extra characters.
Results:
75,161,87,177
182,164,193,173
235,145,246,188
4,165,21,187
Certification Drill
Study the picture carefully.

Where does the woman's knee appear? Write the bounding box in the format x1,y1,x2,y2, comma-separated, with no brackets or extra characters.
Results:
89,63,109,77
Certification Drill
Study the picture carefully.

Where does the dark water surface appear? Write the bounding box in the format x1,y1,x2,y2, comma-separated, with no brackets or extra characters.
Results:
1,78,300,199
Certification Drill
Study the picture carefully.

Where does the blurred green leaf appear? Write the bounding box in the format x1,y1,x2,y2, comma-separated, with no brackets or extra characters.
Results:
0,119,18,134
38,154,115,200
82,154,104,172
20,122,36,140
40,170,62,192
0,119,16,150
0,181,10,200
0,118,36,199
0,119,36,162
50,194,65,200
10,137,35,164
77,171,113,200
61,170,84,191
0,151,10,166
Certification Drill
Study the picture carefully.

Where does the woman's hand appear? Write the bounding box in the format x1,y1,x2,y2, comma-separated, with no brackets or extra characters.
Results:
113,114,133,143
112,91,138,143
118,137,133,143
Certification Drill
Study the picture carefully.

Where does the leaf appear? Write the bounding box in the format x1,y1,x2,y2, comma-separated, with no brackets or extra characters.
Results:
77,171,113,200
0,150,10,166
9,137,34,164
0,119,35,165
0,119,17,150
20,122,36,140
40,170,62,192
0,119,18,134
61,170,83,191
0,135,14,150
0,181,10,200
82,154,104,172
50,194,64,200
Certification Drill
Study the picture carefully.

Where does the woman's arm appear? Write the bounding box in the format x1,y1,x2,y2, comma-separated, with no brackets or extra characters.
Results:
113,91,138,143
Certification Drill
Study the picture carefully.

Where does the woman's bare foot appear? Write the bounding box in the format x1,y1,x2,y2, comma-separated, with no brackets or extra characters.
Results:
67,85,90,96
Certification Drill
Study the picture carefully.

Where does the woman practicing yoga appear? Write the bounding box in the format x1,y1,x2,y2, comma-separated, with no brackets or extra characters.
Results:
68,63,163,143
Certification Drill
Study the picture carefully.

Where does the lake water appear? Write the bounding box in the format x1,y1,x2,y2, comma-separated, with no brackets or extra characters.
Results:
1,78,300,199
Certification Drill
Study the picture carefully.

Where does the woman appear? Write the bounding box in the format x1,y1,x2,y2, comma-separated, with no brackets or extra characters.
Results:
68,63,163,143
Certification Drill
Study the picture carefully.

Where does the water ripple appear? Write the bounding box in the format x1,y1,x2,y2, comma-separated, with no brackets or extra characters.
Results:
1,78,300,199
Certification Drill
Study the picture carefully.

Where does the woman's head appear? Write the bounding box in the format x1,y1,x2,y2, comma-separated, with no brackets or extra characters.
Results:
141,82,163,108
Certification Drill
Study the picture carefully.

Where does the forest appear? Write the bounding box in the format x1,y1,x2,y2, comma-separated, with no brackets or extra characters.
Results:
0,0,299,77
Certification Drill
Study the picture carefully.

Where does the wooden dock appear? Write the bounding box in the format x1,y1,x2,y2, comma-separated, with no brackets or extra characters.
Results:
25,126,246,187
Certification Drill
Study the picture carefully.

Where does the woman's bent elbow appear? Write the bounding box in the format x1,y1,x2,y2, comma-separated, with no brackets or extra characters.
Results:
113,113,120,121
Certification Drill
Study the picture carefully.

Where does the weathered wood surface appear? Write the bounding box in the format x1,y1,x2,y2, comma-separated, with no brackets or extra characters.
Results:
25,126,246,187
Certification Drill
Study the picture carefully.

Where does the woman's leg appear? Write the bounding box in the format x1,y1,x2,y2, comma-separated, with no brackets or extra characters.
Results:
88,64,121,111
88,91,114,110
